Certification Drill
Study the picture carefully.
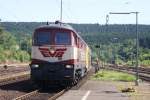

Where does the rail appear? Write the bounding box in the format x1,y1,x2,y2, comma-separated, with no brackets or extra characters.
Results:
48,89,66,100
12,90,38,100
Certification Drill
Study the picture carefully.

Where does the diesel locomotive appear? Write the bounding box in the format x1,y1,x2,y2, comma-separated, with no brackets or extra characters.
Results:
30,21,91,86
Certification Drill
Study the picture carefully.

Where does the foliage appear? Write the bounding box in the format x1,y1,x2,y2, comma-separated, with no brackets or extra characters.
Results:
0,26,30,63
91,70,136,82
13,50,30,62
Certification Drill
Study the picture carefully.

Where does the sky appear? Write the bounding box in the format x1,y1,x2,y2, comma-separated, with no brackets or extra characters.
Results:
0,0,150,24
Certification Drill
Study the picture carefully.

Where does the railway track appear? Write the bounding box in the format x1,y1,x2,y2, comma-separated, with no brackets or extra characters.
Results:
12,88,66,100
116,65,150,74
0,64,29,76
10,68,95,100
0,64,95,100
107,64,150,82
11,75,89,100
0,71,30,86
0,68,29,76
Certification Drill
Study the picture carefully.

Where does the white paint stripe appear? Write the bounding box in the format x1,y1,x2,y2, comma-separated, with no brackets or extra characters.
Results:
81,90,91,100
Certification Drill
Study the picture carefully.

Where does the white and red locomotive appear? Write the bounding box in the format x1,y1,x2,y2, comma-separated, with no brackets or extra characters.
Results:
30,21,91,86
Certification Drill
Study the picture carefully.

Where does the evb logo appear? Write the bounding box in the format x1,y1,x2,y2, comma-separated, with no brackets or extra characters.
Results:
39,48,67,57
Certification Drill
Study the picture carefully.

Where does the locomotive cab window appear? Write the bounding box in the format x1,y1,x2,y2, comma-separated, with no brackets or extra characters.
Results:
34,32,51,45
55,32,71,45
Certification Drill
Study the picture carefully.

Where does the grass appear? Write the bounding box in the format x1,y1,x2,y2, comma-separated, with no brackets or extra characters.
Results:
91,69,136,82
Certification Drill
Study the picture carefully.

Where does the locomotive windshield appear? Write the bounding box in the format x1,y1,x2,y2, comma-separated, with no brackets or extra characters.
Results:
34,30,71,45
34,32,51,45
55,32,71,45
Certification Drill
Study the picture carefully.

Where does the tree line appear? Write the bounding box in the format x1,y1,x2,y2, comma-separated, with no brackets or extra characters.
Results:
1,22,150,48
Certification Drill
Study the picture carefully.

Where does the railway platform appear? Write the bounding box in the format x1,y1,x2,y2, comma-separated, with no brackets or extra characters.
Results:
57,80,150,100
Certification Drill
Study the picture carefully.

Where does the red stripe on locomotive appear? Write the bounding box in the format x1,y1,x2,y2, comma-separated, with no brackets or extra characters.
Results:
39,48,67,57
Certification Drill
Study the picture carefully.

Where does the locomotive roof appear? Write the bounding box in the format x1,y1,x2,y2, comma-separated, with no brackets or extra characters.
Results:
37,23,76,32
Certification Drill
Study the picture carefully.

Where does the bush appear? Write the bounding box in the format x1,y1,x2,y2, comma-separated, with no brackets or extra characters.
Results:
13,50,30,62
0,50,30,63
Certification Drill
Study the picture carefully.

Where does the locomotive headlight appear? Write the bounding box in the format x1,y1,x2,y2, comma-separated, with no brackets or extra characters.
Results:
65,65,73,69
31,64,39,68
